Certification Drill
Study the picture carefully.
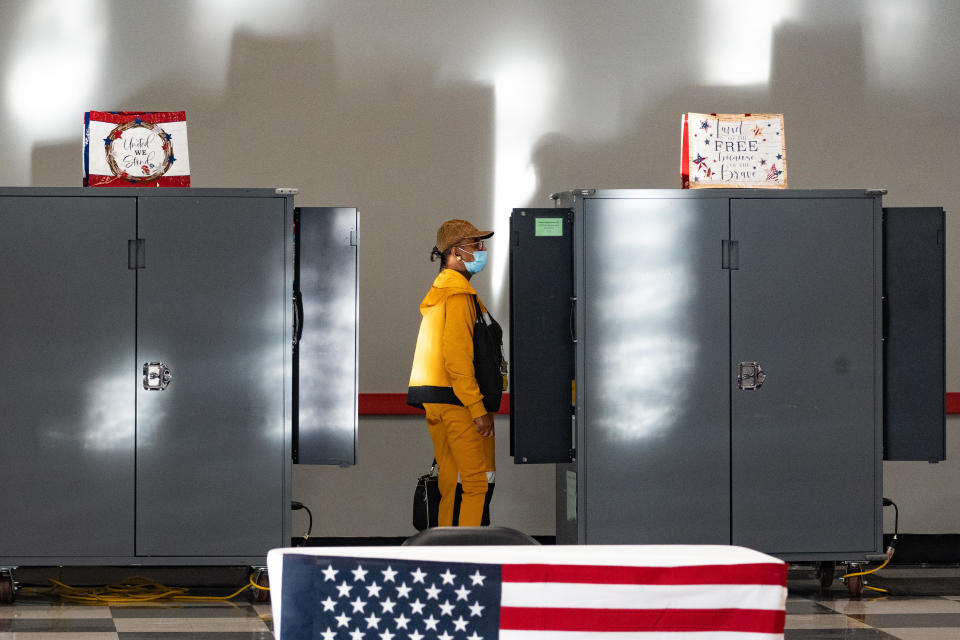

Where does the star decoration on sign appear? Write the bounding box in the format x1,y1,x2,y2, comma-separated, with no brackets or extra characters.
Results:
469,571,485,586
382,566,398,582
440,569,456,585
323,565,339,581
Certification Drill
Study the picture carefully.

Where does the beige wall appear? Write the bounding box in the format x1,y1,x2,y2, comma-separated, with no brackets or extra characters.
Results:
1,0,958,536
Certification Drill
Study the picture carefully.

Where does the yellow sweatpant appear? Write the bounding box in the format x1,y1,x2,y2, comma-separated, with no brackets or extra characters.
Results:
424,403,495,526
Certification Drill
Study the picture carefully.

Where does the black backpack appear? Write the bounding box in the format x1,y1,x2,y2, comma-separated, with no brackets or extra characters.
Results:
473,296,506,413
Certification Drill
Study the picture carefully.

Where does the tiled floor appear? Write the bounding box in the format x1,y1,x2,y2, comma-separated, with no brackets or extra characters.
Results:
784,566,960,639
2,568,960,639
0,600,274,639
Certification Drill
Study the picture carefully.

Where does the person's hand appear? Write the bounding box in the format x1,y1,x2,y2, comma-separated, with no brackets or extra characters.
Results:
474,413,494,437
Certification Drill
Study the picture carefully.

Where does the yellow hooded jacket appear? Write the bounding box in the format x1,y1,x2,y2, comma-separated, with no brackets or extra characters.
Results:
407,268,488,420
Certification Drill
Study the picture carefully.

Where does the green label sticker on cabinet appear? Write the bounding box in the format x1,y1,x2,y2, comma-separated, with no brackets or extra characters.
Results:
535,218,564,237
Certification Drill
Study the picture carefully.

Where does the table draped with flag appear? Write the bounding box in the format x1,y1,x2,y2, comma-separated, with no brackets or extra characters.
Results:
267,545,787,640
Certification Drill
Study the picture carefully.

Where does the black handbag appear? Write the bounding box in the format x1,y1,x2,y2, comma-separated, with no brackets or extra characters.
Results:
412,460,440,531
473,297,507,413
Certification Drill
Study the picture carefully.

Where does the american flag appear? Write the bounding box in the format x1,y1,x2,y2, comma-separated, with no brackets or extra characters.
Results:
279,554,786,639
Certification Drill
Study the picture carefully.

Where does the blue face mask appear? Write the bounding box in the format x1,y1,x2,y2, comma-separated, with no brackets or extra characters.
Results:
462,249,487,274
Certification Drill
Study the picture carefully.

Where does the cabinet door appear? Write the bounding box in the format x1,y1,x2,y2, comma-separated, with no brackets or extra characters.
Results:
136,196,287,557
509,208,574,463
0,196,136,557
731,198,880,555
883,207,945,461
295,207,359,465
581,196,730,544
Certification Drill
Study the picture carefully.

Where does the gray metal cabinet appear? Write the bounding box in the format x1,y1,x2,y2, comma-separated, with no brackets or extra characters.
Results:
0,188,294,565
513,189,889,561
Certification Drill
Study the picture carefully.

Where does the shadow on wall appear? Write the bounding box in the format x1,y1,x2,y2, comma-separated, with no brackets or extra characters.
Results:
527,20,948,203
30,24,496,396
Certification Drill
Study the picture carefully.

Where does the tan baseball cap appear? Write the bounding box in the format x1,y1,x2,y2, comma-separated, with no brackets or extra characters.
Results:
435,219,494,253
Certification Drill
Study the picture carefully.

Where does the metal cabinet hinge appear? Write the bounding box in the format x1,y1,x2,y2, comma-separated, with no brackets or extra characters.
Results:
274,187,299,195
865,189,888,196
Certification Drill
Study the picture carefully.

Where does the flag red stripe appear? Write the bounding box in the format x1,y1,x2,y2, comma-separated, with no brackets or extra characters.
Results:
502,562,786,586
499,607,785,634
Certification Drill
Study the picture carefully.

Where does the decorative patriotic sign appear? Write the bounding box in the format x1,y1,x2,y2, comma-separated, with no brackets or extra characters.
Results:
276,551,787,640
83,111,190,187
681,113,786,189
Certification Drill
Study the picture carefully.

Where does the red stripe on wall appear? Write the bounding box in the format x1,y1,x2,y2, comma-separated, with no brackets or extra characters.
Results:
501,562,787,586
947,393,960,414
359,393,510,415
361,393,957,416
498,607,785,634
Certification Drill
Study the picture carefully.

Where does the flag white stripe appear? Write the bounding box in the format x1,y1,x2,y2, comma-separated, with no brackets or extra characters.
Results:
500,632,783,640
501,582,786,611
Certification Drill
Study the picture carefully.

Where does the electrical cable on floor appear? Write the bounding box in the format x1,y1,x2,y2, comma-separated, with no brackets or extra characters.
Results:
44,575,268,604
842,497,899,594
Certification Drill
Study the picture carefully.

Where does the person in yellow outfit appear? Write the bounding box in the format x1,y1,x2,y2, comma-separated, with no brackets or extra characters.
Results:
407,219,496,527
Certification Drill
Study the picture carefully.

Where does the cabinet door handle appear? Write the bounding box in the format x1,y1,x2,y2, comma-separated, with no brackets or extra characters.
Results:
143,362,172,390
293,290,305,345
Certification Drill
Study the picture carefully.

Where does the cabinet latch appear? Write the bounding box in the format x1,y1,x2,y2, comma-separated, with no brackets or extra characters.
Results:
738,362,766,390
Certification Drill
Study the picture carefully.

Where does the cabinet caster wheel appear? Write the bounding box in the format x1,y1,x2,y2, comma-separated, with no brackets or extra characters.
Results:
846,574,863,598
250,569,270,603
0,573,15,604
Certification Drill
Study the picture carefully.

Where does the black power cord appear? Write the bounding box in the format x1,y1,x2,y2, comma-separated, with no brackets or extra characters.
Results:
291,501,313,547
883,497,899,558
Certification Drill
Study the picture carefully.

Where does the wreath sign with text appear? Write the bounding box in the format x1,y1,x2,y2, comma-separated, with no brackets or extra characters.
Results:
103,118,176,183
